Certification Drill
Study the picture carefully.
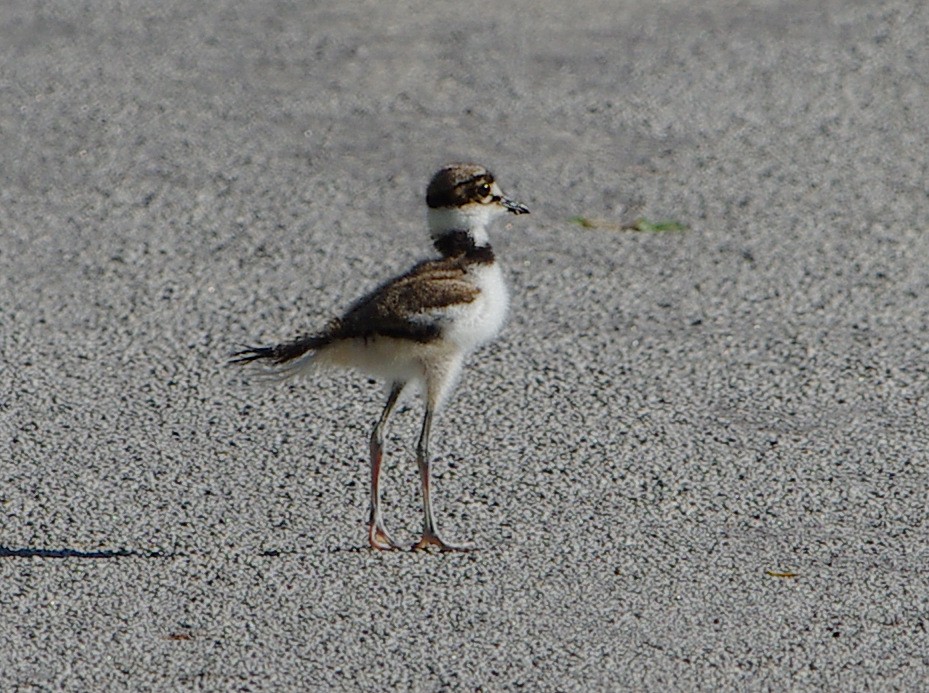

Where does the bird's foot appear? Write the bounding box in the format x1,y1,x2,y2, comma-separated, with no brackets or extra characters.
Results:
411,531,475,552
368,523,404,551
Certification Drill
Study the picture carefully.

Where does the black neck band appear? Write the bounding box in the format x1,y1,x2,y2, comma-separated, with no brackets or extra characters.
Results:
433,230,495,263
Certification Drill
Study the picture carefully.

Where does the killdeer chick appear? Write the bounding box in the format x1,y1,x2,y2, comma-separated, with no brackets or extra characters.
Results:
231,164,529,551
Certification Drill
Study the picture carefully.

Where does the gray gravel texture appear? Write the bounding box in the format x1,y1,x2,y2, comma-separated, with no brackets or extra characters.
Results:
2,0,929,690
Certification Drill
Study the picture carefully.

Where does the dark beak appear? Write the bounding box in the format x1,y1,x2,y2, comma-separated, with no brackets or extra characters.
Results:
502,196,530,215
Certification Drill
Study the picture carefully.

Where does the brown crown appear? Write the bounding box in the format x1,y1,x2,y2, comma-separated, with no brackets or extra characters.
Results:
426,164,495,209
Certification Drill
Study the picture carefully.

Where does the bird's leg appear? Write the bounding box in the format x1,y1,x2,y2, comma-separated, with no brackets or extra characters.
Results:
368,383,404,550
412,406,473,552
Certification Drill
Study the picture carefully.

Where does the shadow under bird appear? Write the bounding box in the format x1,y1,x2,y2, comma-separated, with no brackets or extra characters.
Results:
231,163,529,551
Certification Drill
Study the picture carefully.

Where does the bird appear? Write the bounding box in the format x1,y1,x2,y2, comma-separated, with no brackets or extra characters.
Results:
230,163,529,551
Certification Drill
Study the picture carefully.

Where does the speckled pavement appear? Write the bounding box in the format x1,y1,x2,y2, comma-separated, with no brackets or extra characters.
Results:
2,1,928,689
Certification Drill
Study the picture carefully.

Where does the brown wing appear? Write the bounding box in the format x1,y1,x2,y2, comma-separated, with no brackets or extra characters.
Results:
330,257,479,343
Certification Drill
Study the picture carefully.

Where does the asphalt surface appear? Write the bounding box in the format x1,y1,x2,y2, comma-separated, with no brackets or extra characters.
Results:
2,0,929,689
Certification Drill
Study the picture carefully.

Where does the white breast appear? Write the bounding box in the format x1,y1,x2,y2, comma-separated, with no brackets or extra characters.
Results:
444,262,509,352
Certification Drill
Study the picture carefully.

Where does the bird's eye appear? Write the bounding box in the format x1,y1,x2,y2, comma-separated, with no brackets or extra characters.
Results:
479,183,491,197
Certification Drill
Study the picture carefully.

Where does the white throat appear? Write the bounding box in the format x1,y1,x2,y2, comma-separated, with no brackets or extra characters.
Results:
427,205,498,247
